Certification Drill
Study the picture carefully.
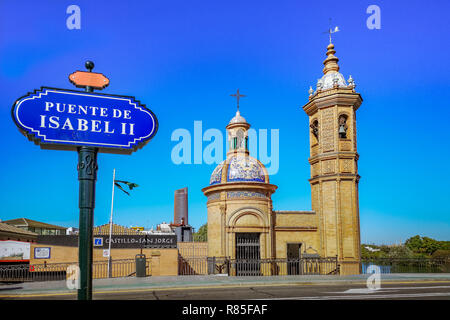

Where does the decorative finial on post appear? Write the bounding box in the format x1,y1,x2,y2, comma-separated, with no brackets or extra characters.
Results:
230,89,246,112
347,75,356,91
316,80,323,92
322,42,340,75
85,60,95,72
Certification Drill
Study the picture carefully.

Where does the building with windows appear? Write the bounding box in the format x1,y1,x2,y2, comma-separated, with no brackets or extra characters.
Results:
202,42,362,275
0,222,37,242
3,218,67,235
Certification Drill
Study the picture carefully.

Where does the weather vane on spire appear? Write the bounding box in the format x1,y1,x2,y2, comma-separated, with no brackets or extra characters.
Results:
230,89,246,111
323,18,340,44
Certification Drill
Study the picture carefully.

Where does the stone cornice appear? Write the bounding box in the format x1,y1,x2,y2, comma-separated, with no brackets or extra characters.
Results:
302,90,363,116
274,226,318,232
274,210,316,215
309,151,359,164
226,226,270,232
202,182,277,196
309,173,361,183
226,122,251,130
206,197,270,205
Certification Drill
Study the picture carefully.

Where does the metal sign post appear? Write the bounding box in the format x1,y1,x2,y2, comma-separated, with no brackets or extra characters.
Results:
11,60,158,300
77,69,97,300
77,145,97,300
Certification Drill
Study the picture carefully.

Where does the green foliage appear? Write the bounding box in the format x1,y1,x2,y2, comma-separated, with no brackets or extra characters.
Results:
437,241,450,251
362,236,450,260
193,224,207,242
405,235,444,255
386,245,414,258
405,235,422,252
422,237,441,255
361,244,415,259
431,249,450,259
379,245,390,255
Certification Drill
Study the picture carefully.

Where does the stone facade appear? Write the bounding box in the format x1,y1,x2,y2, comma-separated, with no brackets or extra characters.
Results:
303,43,362,275
29,244,178,276
203,42,362,275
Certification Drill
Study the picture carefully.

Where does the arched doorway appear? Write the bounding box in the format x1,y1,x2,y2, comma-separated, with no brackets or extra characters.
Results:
235,232,261,276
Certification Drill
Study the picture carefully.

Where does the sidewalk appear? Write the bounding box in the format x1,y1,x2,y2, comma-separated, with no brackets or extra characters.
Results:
1,273,450,296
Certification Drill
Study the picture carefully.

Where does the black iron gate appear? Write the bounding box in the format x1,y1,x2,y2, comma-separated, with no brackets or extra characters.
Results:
235,233,261,276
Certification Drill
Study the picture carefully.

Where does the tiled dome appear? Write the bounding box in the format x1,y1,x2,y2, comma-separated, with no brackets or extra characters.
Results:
209,155,268,185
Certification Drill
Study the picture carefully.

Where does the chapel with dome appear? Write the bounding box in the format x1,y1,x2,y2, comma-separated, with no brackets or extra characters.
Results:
202,40,362,275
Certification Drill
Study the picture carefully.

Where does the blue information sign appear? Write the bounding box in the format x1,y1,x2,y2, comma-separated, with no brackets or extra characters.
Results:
12,87,158,154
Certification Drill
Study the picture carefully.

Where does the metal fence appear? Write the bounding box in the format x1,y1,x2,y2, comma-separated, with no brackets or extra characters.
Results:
0,258,151,283
178,256,208,275
178,256,339,276
361,258,450,274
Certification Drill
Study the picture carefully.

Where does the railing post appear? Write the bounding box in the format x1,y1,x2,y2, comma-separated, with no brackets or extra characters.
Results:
336,255,340,275
108,258,113,278
209,256,216,274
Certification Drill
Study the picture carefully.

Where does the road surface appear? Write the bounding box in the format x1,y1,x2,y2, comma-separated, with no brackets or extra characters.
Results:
2,281,449,300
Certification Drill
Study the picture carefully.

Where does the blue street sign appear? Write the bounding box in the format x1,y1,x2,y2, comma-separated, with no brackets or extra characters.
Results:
12,87,158,154
93,237,103,246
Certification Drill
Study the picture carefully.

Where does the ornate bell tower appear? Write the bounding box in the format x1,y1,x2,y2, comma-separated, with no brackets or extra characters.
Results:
302,42,362,275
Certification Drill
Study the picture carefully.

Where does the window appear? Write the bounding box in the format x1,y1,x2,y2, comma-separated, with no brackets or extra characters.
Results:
236,129,244,149
232,137,238,149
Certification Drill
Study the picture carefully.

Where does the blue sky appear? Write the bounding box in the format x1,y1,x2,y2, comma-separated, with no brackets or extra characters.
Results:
0,0,449,244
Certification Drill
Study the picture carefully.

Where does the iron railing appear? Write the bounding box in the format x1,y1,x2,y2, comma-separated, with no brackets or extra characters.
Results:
230,257,339,276
179,256,339,276
178,256,208,275
361,258,450,274
0,258,151,283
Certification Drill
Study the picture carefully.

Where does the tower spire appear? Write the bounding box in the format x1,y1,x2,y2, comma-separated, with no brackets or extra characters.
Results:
322,42,340,75
322,20,340,75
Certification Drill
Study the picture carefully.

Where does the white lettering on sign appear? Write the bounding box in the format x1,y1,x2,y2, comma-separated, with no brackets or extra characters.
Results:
103,236,175,246
38,101,135,135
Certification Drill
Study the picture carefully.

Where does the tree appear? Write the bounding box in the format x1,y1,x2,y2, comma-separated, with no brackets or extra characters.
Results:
421,237,440,255
438,241,450,251
193,224,207,242
387,245,414,258
431,249,450,259
405,235,423,252
405,235,441,255
361,244,383,259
